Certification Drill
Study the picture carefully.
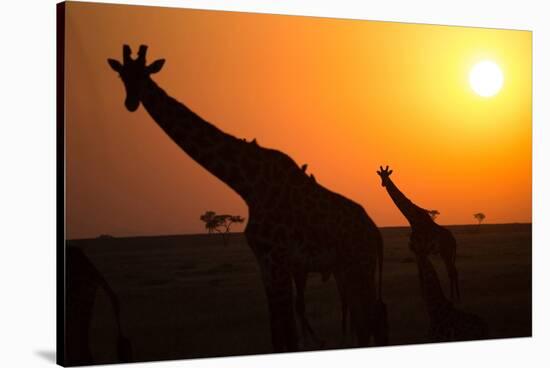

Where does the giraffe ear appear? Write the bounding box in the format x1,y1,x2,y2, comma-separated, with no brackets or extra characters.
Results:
107,59,122,73
388,170,393,175
147,59,165,74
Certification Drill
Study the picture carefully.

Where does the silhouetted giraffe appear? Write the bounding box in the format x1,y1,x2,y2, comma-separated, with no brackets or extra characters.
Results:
377,166,460,300
65,246,132,365
107,45,385,351
414,253,488,342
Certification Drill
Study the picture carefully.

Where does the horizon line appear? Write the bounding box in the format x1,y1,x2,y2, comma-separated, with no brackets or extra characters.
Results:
67,221,532,242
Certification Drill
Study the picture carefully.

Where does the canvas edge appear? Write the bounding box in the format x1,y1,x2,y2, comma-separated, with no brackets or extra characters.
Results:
56,1,67,366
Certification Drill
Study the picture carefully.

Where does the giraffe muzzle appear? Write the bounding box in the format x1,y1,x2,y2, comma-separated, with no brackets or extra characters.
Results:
125,97,140,112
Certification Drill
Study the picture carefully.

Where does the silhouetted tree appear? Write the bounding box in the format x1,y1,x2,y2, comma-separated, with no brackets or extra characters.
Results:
473,213,486,229
427,210,440,221
220,215,245,233
200,211,245,245
200,211,219,234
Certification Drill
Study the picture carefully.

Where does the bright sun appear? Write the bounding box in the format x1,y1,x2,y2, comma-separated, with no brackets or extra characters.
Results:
469,60,504,97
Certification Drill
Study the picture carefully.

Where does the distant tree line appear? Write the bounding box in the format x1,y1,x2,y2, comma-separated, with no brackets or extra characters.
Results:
424,209,487,230
200,209,486,242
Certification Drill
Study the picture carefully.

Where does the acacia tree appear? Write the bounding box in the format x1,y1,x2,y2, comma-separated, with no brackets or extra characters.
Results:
474,212,486,228
200,211,219,234
427,210,440,221
218,215,245,233
200,211,245,245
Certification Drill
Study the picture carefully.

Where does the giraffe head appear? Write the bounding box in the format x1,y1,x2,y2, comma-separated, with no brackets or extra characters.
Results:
376,165,393,187
107,44,165,112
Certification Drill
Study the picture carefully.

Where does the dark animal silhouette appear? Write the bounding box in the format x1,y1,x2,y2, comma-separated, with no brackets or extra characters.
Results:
377,166,460,300
65,246,132,365
108,44,385,351
414,253,488,342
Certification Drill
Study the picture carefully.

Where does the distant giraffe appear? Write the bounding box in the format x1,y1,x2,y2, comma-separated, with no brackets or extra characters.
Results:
414,253,488,342
65,246,132,365
107,45,386,351
377,166,460,300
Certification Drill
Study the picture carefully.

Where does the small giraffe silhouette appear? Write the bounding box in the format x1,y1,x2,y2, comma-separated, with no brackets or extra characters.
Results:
65,246,132,365
108,45,386,351
414,253,488,342
376,166,460,300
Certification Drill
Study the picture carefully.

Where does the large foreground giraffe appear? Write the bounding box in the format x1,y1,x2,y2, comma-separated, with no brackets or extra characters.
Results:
107,45,385,351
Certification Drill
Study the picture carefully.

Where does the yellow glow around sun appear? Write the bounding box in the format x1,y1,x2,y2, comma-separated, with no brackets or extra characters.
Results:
469,60,504,97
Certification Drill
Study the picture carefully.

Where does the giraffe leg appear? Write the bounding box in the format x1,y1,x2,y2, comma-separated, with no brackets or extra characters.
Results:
263,274,298,352
345,266,376,347
293,269,308,346
373,299,389,346
452,249,461,301
335,275,349,346
293,269,325,349
441,245,460,302
251,243,298,353
349,295,374,347
415,253,427,297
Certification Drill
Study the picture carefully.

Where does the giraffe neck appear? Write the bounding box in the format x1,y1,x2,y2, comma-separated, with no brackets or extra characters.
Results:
384,178,431,226
416,254,449,315
139,77,258,201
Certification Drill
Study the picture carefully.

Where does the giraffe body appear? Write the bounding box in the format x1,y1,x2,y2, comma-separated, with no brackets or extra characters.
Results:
108,45,385,352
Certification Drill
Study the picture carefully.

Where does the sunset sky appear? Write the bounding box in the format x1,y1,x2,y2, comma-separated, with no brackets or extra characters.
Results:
65,2,531,239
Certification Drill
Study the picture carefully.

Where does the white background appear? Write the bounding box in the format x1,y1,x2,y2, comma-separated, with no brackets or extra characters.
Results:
0,0,548,367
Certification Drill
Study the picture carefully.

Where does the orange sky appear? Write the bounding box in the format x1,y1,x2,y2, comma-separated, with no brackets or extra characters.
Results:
65,2,532,239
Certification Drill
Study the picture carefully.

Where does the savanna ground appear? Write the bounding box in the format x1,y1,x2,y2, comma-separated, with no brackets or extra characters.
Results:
67,223,531,364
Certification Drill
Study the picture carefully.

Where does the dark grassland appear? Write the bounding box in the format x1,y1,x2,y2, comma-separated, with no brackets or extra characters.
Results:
68,223,531,364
